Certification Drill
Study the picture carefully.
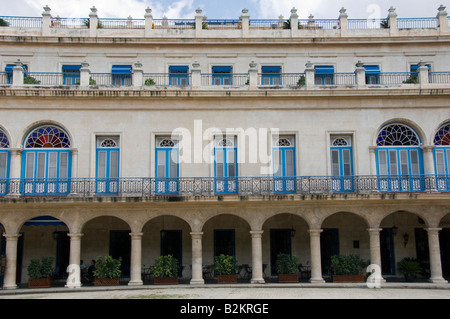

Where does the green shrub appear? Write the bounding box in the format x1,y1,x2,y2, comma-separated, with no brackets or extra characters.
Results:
330,254,368,275
151,255,179,278
276,253,299,275
93,256,122,279
27,257,54,279
397,257,422,280
214,254,237,275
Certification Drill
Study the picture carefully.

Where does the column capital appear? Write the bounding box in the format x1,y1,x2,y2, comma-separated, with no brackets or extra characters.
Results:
2,233,21,240
250,230,264,237
129,232,144,238
367,227,382,233
67,232,84,238
425,227,442,233
308,229,323,235
190,232,203,238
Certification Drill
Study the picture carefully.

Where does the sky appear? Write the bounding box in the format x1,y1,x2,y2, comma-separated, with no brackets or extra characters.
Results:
1,0,448,20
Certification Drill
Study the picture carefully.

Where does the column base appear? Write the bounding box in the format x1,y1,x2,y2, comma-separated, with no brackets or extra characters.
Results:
65,282,82,288
190,279,205,285
128,280,143,286
2,284,17,290
309,278,326,284
250,278,265,284
429,277,448,284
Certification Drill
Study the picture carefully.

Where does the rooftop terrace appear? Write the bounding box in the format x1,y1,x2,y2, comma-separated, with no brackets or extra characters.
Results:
0,5,449,39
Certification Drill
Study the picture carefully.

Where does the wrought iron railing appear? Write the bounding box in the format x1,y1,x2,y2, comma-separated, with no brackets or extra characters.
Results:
0,175,447,198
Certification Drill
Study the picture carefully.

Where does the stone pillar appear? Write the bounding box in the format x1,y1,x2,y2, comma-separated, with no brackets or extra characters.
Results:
65,233,83,288
240,8,249,37
289,7,299,37
144,7,153,37
7,148,22,197
12,59,24,87
426,228,447,283
248,60,258,90
308,229,325,283
355,60,366,88
421,145,437,191
369,146,377,175
3,233,20,289
190,232,204,284
79,61,90,87
388,6,398,36
195,8,204,38
339,7,348,37
304,61,315,89
367,228,385,282
418,60,430,86
41,5,52,36
250,231,265,283
437,5,448,34
191,61,201,89
133,61,143,87
89,6,98,37
128,232,144,285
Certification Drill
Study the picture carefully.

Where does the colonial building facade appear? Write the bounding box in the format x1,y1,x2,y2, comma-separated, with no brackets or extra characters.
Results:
0,5,449,288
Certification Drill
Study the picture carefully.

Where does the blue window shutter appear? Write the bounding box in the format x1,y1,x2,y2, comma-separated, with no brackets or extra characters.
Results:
111,65,132,74
169,66,189,73
62,65,81,71
262,66,281,73
364,65,380,75
212,66,232,73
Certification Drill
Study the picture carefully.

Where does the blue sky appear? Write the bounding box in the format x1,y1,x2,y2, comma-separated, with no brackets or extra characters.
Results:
2,0,448,19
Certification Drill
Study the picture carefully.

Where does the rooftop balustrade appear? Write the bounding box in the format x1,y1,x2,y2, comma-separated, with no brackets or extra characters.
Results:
0,5,448,38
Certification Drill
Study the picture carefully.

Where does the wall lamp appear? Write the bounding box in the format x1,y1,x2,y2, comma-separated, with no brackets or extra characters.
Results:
403,233,409,247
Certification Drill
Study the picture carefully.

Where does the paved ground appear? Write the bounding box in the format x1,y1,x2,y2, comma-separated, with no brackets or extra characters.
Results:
1,282,449,299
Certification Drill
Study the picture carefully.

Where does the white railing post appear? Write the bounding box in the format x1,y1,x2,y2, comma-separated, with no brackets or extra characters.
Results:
419,59,430,87
144,7,153,37
305,61,315,89
240,8,249,38
195,8,204,37
79,61,90,87
89,6,98,37
133,61,143,87
248,61,258,89
437,5,448,34
42,5,51,36
290,7,299,37
388,6,398,35
355,60,366,87
339,7,348,36
12,59,24,87
191,61,201,89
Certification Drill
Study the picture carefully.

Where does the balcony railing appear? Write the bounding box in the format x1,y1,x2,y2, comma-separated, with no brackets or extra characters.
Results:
1,175,448,198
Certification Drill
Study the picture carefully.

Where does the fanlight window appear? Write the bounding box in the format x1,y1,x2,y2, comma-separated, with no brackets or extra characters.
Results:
332,137,349,147
376,123,420,146
25,125,71,148
434,123,450,146
0,129,9,148
159,138,175,148
99,139,118,148
276,138,292,147
218,138,234,147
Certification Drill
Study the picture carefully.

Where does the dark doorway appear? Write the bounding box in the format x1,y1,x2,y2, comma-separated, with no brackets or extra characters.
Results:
54,231,70,279
161,230,182,277
270,229,292,275
415,228,430,278
320,228,339,275
109,230,131,278
440,228,450,278
214,229,235,257
380,228,395,275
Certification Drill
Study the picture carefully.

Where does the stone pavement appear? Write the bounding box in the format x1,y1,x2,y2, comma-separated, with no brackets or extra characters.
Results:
0,282,449,299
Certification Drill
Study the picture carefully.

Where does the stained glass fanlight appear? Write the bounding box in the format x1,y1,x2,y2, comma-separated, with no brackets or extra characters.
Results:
434,123,450,146
24,125,71,148
0,129,9,148
376,123,420,146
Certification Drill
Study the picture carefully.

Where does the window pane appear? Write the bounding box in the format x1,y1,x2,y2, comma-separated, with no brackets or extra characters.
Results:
227,150,235,177
389,150,398,175
378,150,387,175
110,151,119,178
343,149,351,176
273,150,282,176
59,152,68,179
216,150,224,177
48,152,57,179
157,150,166,178
37,153,46,179
169,150,177,178
410,150,419,175
285,150,294,176
331,150,339,175
0,153,7,179
446,150,450,175
399,150,408,175
435,150,445,175
97,151,107,178
26,153,35,179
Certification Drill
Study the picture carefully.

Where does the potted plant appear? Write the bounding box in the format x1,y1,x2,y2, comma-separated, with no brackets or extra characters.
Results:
27,257,54,288
397,257,423,282
276,253,299,283
214,254,238,284
330,254,368,283
93,255,122,286
151,254,179,285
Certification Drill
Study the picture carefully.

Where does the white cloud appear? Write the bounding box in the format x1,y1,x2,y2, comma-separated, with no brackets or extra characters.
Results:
250,0,327,19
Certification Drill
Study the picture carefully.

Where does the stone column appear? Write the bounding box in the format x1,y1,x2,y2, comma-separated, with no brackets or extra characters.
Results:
418,60,430,87
387,6,398,36
89,6,98,37
41,5,52,36
195,8,204,38
144,7,153,37
190,232,204,284
3,233,20,289
191,61,201,89
426,228,447,283
304,61,315,89
12,59,24,87
289,8,299,37
128,232,144,286
240,8,249,37
250,230,265,283
437,5,448,34
308,229,325,283
355,60,366,88
7,148,22,197
65,233,83,288
248,61,258,90
79,61,90,87
421,145,437,191
369,146,377,175
367,228,385,282
133,61,143,88
339,7,348,37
